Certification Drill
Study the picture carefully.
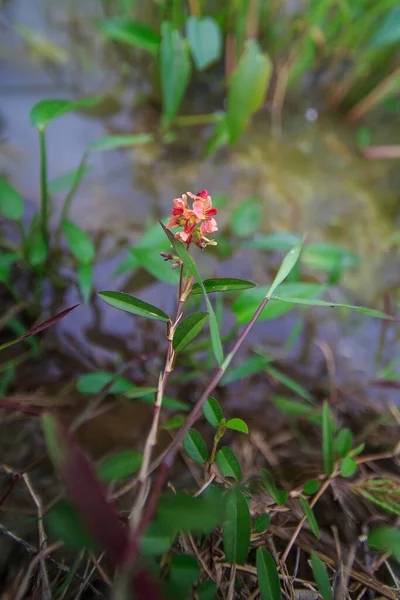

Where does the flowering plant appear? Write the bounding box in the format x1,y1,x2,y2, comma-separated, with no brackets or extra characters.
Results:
166,189,218,248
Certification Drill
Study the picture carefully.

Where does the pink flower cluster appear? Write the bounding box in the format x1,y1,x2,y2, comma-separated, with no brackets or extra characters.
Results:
166,190,218,249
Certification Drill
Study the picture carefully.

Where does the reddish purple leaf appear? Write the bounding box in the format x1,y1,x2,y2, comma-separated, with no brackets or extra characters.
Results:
42,414,128,567
0,304,79,352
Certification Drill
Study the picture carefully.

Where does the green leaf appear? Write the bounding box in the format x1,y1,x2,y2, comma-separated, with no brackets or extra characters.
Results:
138,394,190,411
27,229,47,266
205,115,229,156
368,525,400,560
202,396,223,428
216,447,242,481
302,243,359,273
226,418,248,434
299,497,319,538
124,386,158,399
97,450,142,482
77,263,93,304
183,429,208,464
256,548,281,600
160,22,191,127
349,443,365,457
160,222,223,364
169,554,200,593
336,429,353,458
130,247,180,284
266,366,315,403
0,177,24,220
267,238,304,297
303,479,320,495
157,491,221,534
140,521,174,556
30,96,103,129
89,133,153,152
63,221,95,265
232,282,323,325
272,397,321,423
227,40,272,144
49,165,92,193
98,291,169,322
322,402,335,476
162,414,185,430
197,580,217,600
222,354,271,385
173,312,208,352
191,278,256,295
340,456,357,478
223,488,251,564
186,16,221,71
247,232,300,251
254,514,271,533
232,197,261,238
261,469,288,506
76,372,133,395
310,552,331,600
47,499,96,551
98,18,160,54
370,6,400,49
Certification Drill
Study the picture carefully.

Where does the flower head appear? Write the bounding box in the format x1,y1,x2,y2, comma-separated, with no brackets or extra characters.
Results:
166,189,218,248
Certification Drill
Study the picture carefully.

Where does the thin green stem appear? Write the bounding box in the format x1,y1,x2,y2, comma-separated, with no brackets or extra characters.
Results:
38,128,49,253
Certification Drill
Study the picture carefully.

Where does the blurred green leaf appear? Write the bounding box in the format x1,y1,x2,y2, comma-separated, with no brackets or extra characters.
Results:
49,165,92,193
302,243,359,273
340,456,357,478
223,488,251,564
89,133,153,151
160,22,191,127
0,253,21,282
197,580,217,600
267,238,304,297
299,497,319,538
254,514,271,533
370,6,400,48
336,428,353,458
140,520,174,556
76,372,133,395
0,177,24,220
27,229,47,266
310,552,331,600
157,491,222,534
261,469,287,506
303,479,320,495
205,116,229,156
162,414,185,430
97,450,142,482
226,418,248,434
30,96,103,129
124,386,158,399
256,547,281,600
138,394,190,411
169,554,200,594
232,197,262,238
247,232,300,250
269,296,397,321
227,40,272,144
222,354,272,385
98,18,160,54
63,221,95,265
173,312,208,352
322,402,335,476
272,396,321,422
130,247,180,284
202,396,223,428
368,525,400,560
216,447,242,481
232,283,323,325
186,16,222,70
98,291,169,322
77,263,93,304
266,367,315,403
47,499,96,551
183,429,209,464
191,278,256,295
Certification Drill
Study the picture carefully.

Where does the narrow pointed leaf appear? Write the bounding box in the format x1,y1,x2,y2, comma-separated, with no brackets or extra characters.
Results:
98,291,169,322
226,418,248,434
0,177,24,220
63,221,95,264
97,450,143,482
256,547,281,600
183,429,208,464
98,18,160,54
261,469,288,506
0,305,79,352
299,497,319,538
186,16,221,70
336,429,353,458
269,296,398,321
173,312,208,352
30,96,103,129
310,552,331,600
49,165,92,193
191,278,256,295
160,22,191,127
89,133,153,151
77,263,93,304
322,402,335,475
254,514,271,533
216,447,242,481
267,238,304,297
202,397,223,427
223,488,251,564
160,222,223,364
77,372,133,394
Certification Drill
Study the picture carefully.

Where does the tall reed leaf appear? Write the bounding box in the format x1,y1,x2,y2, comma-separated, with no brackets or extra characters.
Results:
160,22,191,128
